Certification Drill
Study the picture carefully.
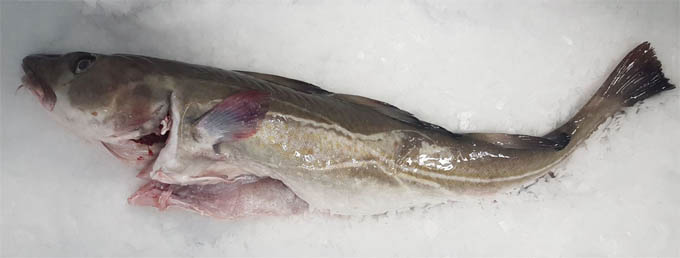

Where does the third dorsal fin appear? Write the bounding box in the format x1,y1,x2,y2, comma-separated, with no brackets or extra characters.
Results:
466,133,569,150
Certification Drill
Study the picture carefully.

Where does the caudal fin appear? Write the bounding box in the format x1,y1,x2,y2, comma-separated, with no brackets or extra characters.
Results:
597,42,675,106
545,42,675,151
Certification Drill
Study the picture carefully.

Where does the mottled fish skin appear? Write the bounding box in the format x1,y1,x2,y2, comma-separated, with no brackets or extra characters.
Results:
20,43,675,216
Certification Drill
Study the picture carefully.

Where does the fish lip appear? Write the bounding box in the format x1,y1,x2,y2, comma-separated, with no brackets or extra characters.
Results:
20,62,56,111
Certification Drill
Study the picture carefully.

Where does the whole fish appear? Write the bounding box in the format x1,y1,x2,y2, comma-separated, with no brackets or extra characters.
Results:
20,42,674,219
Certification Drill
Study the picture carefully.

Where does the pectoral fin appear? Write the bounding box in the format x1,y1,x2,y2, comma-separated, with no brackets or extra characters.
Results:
467,133,569,150
192,91,271,145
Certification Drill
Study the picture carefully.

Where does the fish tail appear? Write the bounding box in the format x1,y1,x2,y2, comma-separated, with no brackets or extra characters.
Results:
544,42,675,152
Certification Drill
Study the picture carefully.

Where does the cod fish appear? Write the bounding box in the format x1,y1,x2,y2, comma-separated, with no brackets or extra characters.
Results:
20,42,674,219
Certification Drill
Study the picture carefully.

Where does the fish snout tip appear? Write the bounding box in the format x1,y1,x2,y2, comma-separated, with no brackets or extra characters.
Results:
21,54,59,74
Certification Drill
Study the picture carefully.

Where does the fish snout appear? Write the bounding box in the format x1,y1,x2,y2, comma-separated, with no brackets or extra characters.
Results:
22,54,59,73
21,54,59,111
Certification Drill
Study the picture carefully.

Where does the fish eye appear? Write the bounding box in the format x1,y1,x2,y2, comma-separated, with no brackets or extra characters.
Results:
74,55,96,74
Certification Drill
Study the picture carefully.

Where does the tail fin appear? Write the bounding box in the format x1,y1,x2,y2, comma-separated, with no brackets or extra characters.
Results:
545,42,675,151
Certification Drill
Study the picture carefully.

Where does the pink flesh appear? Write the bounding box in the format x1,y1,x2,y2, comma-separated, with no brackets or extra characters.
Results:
128,178,309,219
100,110,309,219
135,162,154,179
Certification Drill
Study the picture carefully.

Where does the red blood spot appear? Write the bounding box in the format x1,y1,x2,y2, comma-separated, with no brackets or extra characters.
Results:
137,156,144,161
148,148,154,156
132,133,168,146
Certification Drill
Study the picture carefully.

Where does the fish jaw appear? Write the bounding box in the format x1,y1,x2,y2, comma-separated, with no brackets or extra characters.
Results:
20,73,56,111
21,55,59,111
128,178,309,219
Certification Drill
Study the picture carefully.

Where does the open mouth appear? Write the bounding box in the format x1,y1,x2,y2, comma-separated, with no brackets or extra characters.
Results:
21,65,56,111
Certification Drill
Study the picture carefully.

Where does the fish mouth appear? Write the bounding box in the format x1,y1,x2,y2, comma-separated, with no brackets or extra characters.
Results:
20,64,57,111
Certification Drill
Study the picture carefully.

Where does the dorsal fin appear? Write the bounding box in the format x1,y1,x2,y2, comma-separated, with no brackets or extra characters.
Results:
466,133,569,150
238,71,460,137
335,94,421,124
235,71,332,95
335,94,461,137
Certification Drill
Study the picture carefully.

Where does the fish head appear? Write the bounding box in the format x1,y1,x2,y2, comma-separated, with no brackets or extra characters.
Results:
21,52,172,164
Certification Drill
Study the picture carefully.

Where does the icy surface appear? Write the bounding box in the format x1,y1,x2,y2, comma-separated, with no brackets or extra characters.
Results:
1,1,679,256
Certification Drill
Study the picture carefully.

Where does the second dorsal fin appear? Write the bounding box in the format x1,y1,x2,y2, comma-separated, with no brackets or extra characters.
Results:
235,71,332,95
335,94,421,124
335,94,461,137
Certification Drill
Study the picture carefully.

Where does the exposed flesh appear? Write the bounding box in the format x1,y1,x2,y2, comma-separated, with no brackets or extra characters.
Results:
128,177,308,219
117,116,309,218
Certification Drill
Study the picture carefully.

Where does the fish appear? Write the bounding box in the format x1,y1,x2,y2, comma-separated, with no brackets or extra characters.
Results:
19,42,675,219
